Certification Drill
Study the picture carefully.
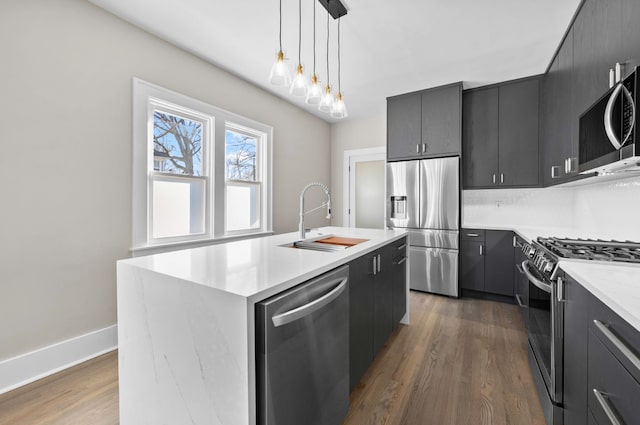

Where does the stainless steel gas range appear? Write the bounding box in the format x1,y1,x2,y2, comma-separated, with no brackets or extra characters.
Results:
518,237,640,425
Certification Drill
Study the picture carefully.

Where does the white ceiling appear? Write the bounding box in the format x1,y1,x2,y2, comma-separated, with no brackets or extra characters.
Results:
89,0,581,122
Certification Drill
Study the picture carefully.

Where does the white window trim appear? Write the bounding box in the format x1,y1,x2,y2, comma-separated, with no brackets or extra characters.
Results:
132,78,273,252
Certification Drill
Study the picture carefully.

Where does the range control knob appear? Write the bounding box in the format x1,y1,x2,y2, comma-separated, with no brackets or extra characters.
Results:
543,261,555,274
527,247,536,258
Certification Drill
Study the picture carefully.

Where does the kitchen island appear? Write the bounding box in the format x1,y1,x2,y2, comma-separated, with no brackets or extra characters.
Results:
116,226,407,425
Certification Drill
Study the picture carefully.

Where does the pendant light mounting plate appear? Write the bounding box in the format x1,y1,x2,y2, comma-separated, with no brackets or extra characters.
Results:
318,0,347,19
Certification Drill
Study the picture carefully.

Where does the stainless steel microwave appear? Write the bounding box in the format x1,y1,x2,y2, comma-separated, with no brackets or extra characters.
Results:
579,67,639,174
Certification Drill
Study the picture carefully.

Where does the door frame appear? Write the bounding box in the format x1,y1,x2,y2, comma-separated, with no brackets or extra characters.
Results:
343,147,387,228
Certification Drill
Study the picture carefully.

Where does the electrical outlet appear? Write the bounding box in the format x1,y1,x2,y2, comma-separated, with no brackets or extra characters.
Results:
495,201,502,208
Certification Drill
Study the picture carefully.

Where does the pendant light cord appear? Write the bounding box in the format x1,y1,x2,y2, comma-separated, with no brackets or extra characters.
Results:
298,0,302,65
278,0,282,51
312,0,316,73
326,14,330,84
337,18,341,92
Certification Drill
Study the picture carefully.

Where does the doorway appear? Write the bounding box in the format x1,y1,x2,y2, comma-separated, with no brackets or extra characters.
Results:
343,147,386,228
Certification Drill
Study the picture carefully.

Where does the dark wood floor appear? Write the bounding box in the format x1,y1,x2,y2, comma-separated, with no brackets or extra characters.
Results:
0,292,544,425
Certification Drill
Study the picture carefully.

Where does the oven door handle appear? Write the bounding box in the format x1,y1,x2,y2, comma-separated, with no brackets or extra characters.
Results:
521,261,552,294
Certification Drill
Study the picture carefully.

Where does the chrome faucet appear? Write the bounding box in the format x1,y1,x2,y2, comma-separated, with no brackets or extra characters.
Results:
299,182,332,239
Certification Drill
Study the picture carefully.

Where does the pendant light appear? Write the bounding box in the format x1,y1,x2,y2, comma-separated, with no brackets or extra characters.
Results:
330,18,347,118
305,0,322,104
318,14,334,112
269,0,292,86
290,0,309,96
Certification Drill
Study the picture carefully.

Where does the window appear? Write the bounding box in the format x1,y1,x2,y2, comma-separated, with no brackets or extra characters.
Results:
225,125,262,233
132,79,272,250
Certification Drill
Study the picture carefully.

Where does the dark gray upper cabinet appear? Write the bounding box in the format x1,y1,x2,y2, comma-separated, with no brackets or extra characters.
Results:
498,80,540,187
462,88,499,188
421,84,462,157
484,230,514,297
622,0,640,70
387,93,422,160
541,31,575,185
538,0,639,187
562,274,589,425
387,83,461,161
462,78,540,189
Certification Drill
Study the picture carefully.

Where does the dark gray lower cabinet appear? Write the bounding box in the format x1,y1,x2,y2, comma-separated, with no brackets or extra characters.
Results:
348,253,374,392
460,241,485,291
373,247,393,356
484,230,514,296
559,269,640,425
562,274,589,425
391,244,407,326
349,237,407,391
460,229,513,297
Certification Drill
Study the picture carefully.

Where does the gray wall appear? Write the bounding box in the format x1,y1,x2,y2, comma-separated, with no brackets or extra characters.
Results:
0,0,330,360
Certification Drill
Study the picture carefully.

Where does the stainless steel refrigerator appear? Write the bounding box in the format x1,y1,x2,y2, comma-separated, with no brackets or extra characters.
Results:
386,157,459,297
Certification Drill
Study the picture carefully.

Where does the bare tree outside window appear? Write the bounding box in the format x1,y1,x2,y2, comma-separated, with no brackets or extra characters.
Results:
226,130,257,181
153,111,203,176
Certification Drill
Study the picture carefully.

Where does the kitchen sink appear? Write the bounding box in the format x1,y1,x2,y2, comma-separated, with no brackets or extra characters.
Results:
281,234,369,252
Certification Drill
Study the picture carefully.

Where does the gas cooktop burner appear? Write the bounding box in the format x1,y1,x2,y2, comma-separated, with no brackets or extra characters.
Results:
537,237,640,264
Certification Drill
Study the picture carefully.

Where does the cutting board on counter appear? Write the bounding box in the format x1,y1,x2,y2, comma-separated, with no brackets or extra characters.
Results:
316,236,369,247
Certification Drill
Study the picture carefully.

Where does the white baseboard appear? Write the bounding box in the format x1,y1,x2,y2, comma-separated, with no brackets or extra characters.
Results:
0,325,118,395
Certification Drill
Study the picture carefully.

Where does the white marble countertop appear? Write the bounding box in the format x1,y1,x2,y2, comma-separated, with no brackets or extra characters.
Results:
118,226,406,301
463,222,640,332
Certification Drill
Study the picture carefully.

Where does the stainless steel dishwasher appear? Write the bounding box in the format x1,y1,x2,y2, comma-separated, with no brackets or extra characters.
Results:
256,265,349,425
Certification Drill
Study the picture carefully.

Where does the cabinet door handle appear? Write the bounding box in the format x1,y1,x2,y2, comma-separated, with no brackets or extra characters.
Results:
557,277,566,302
500,173,504,184
416,143,421,154
396,243,407,251
479,245,484,256
377,254,381,272
593,320,640,374
394,256,407,265
592,389,623,425
422,143,427,153
492,174,496,184
551,166,561,179
466,233,479,237
372,256,377,275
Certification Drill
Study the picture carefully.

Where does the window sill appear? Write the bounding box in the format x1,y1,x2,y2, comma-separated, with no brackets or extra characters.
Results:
130,231,274,257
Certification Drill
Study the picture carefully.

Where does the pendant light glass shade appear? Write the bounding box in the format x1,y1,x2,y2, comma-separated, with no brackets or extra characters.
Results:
318,84,334,112
330,92,348,118
290,64,309,96
269,50,292,86
305,74,322,104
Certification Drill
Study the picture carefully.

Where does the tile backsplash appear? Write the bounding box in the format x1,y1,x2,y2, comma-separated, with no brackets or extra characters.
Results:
463,175,640,241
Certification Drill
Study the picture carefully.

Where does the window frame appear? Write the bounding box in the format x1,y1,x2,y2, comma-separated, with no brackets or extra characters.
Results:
224,123,266,236
132,78,273,252
148,101,212,245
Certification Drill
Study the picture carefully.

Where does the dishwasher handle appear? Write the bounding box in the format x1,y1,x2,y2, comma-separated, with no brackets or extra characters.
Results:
271,277,348,327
